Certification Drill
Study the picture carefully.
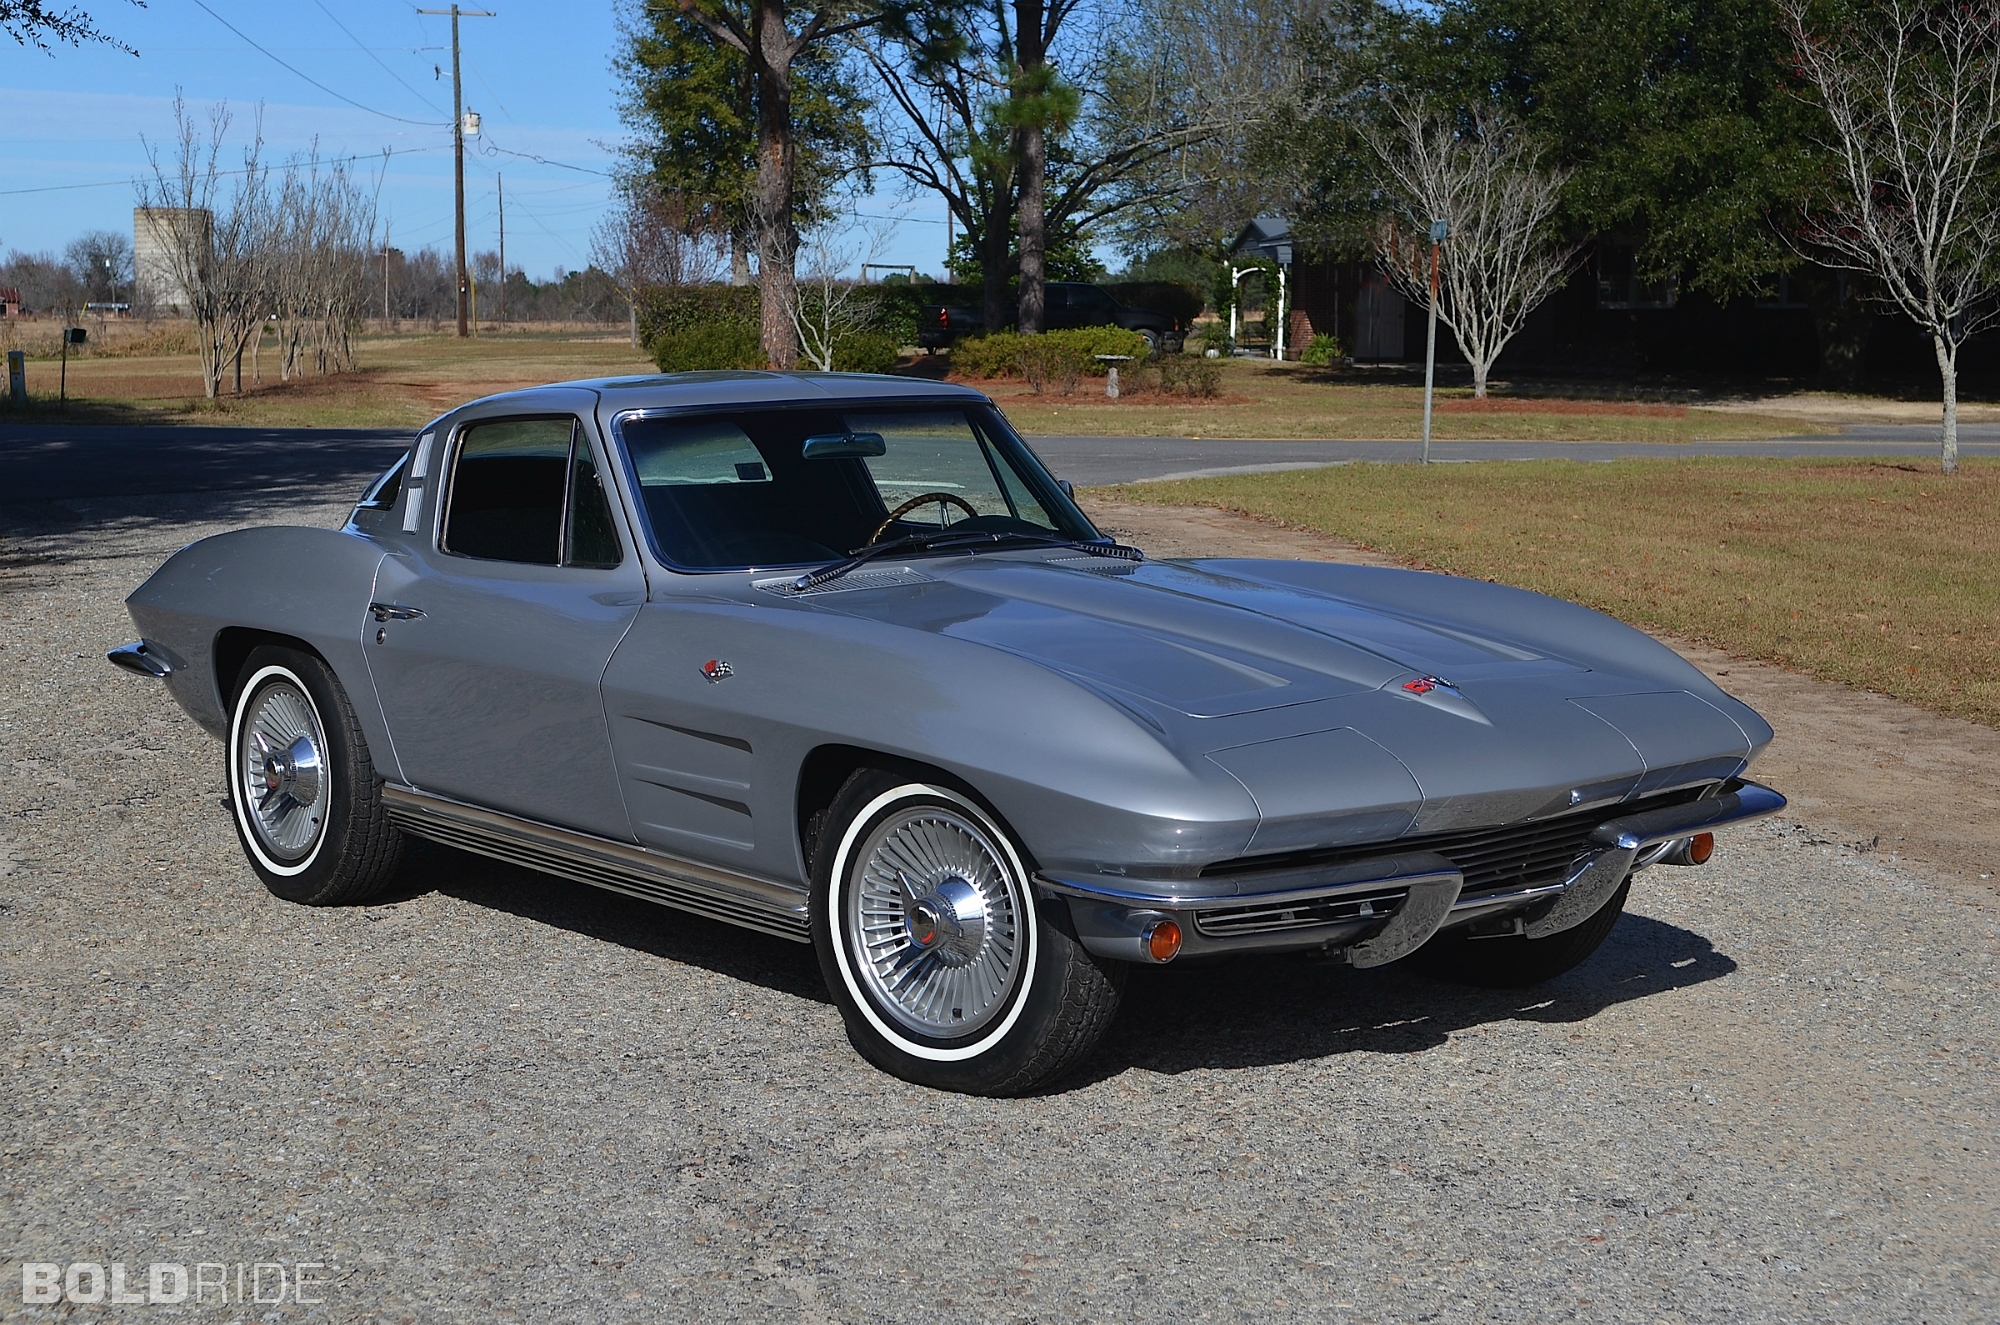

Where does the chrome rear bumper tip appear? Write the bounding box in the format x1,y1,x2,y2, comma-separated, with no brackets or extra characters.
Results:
107,640,175,679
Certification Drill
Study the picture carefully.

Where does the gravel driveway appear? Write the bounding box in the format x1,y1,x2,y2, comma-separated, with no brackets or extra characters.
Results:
3,488,1996,1323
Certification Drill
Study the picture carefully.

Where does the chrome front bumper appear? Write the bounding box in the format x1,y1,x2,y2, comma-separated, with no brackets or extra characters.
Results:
1040,780,1786,965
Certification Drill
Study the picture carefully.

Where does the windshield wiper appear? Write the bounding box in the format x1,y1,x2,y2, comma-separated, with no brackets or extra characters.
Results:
790,529,1142,593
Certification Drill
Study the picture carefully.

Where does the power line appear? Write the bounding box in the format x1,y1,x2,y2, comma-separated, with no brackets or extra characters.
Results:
310,0,448,118
475,137,614,177
187,0,443,127
0,143,448,197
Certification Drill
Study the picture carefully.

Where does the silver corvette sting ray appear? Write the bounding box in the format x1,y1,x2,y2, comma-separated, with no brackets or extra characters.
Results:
110,373,1784,1094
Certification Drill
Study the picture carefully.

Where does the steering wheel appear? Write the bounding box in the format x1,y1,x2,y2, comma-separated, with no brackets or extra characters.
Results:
868,491,981,544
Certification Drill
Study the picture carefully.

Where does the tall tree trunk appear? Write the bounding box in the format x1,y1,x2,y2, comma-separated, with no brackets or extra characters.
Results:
1012,0,1047,335
1016,124,1045,334
752,0,799,369
1934,333,1959,475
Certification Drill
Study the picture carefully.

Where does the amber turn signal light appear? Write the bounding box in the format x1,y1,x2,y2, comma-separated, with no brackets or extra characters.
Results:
1688,832,1715,865
1145,919,1183,963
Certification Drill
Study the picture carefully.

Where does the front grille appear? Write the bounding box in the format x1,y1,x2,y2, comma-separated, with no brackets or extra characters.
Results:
1202,784,1712,899
1194,887,1410,938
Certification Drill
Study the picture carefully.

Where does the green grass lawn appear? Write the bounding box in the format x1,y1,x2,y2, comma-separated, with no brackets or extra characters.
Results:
1104,457,2000,726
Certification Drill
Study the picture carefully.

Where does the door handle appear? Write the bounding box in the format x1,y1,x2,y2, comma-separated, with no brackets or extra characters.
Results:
370,602,427,622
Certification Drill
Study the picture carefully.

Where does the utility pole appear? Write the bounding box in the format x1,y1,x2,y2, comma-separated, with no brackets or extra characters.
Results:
1420,218,1447,465
417,5,495,338
496,173,505,323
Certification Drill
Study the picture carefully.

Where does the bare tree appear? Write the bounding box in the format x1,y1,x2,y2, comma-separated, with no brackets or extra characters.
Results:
1783,0,2000,474
783,216,887,370
268,149,378,380
590,188,727,346
1369,101,1578,398
136,98,271,399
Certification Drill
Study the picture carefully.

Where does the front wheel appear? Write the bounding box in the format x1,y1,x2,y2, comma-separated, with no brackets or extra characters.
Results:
811,771,1122,1095
227,645,403,906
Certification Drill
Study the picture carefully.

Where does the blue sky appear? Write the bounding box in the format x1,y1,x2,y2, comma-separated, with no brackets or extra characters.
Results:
0,0,950,280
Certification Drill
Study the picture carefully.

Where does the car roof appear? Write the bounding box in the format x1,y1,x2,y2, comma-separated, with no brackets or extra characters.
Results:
452,370,990,418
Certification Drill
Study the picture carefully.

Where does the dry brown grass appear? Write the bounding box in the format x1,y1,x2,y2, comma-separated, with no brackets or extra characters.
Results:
3,329,653,428
5,327,1835,440
1106,458,2000,726
987,358,1820,440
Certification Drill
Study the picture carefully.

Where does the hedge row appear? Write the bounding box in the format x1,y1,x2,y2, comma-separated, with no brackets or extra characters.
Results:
630,279,1205,374
952,328,1154,393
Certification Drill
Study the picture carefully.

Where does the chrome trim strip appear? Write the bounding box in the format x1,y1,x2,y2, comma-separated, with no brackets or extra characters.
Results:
1036,851,1460,911
380,784,810,942
106,640,174,679
1446,879,1569,916
1590,780,1786,852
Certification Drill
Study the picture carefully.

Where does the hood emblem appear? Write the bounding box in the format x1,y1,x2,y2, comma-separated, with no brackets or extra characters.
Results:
1402,675,1454,696
701,659,733,682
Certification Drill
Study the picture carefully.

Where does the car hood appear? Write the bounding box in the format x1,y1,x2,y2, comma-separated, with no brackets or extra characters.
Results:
822,555,1581,718
799,554,1764,851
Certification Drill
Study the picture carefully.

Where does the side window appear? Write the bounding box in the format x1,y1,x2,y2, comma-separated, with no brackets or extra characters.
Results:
565,444,624,568
443,418,571,564
442,417,626,569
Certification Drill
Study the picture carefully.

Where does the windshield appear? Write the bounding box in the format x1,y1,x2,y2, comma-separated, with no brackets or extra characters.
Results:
614,402,1100,569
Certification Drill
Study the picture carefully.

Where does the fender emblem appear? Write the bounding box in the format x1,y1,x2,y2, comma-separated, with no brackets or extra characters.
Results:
701,658,733,682
1402,675,1453,696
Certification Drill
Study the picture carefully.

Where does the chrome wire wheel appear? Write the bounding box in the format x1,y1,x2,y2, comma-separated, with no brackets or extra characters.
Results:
236,675,328,864
846,805,1026,1040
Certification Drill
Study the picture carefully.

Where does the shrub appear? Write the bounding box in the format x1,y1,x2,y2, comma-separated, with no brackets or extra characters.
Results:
832,331,901,374
650,321,765,372
1299,333,1346,366
950,331,1026,379
637,283,759,341
1157,353,1223,398
950,327,1150,392
637,284,767,370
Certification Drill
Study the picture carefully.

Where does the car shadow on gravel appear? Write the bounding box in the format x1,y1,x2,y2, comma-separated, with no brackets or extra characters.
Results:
398,840,830,1003
1079,911,1737,1084
377,843,1732,1086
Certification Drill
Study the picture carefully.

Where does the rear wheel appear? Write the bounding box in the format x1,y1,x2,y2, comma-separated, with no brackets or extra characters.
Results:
1409,877,1631,988
226,646,403,906
811,770,1122,1095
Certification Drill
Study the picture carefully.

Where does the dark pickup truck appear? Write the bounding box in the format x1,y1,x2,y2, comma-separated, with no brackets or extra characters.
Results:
920,282,1185,353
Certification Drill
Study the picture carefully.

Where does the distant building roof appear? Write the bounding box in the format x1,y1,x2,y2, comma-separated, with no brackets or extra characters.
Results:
0,288,20,304
1230,215,1293,265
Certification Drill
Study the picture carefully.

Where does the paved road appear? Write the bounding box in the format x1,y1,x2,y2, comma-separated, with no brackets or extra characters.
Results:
1028,430,2000,485
5,420,1994,504
0,423,410,506
2,484,1995,1322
